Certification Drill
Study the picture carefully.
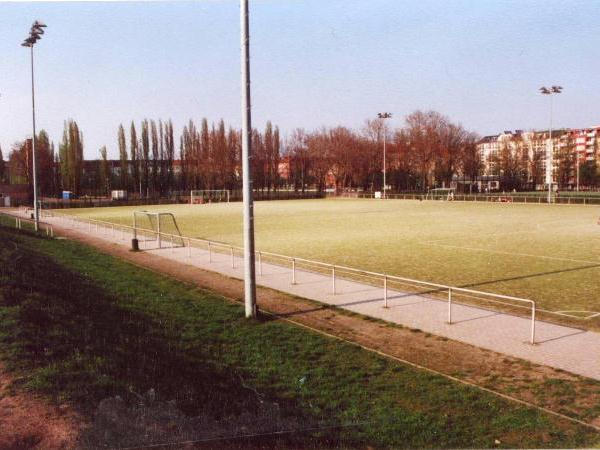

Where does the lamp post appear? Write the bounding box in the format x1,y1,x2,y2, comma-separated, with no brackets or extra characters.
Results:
539,85,562,204
377,112,392,198
21,20,47,231
240,0,257,318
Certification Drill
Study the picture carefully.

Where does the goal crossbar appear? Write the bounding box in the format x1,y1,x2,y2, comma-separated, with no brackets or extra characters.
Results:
190,190,230,204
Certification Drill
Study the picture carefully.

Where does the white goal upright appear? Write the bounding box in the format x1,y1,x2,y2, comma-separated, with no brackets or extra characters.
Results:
132,210,184,250
190,189,230,204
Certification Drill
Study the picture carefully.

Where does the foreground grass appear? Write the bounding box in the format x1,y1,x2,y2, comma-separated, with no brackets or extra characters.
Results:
62,199,600,314
0,225,598,448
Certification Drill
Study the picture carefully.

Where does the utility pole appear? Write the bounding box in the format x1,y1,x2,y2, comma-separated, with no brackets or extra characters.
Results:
377,112,392,198
21,20,47,231
241,0,257,318
539,86,563,204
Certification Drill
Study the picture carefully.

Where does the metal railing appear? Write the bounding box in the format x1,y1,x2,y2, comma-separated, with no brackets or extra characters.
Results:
358,192,600,205
1,210,54,237
39,209,538,344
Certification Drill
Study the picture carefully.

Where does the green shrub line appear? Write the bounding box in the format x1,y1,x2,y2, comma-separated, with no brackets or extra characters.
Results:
0,225,598,448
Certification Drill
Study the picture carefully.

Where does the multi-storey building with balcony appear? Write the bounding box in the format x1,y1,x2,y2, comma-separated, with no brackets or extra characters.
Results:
477,126,600,189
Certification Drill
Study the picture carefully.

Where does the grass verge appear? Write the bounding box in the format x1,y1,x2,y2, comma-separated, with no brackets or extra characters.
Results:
0,223,598,448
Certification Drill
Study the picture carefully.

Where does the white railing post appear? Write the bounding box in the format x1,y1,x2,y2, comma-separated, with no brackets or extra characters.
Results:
50,226,54,238
231,246,235,268
447,287,453,324
332,265,336,295
111,224,114,237
383,275,388,308
171,234,174,252
88,219,91,232
530,302,536,345
208,242,212,263
15,217,18,228
187,239,191,258
258,251,262,276
292,258,296,285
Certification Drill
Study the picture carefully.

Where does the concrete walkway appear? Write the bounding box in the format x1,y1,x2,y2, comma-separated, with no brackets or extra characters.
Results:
22,212,600,381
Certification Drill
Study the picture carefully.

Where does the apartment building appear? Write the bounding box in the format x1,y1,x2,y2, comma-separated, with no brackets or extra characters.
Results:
477,126,600,188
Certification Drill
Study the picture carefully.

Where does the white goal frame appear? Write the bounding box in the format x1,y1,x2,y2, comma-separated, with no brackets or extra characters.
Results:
190,189,231,204
133,210,183,249
426,188,455,201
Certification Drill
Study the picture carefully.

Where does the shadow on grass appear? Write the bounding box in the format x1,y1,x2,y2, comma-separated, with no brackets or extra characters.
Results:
0,228,341,448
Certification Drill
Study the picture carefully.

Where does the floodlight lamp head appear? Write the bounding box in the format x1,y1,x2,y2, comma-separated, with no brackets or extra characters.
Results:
539,87,550,95
21,41,32,47
551,85,563,93
33,20,47,28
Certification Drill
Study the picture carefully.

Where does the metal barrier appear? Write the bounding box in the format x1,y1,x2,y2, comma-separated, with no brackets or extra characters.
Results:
358,192,600,205
0,211,54,237
39,209,538,344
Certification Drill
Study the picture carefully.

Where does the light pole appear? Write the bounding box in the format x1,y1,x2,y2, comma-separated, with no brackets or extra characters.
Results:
21,20,47,231
539,85,562,204
240,0,257,318
377,112,392,198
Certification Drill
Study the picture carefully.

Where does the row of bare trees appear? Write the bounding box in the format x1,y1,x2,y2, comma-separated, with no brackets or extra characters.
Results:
285,111,480,192
5,110,488,198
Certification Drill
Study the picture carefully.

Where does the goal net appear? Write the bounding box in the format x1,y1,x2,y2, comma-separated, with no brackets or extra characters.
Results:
133,211,184,249
190,190,230,204
426,188,455,201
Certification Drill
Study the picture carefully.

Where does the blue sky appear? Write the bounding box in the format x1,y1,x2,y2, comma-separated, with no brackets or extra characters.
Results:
1,0,599,159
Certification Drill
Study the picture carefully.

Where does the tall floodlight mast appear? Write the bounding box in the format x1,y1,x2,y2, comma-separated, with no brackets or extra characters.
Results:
539,85,563,204
21,20,47,231
377,112,392,198
240,0,257,318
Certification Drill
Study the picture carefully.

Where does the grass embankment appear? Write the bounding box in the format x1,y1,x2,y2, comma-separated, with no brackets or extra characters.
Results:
0,222,598,448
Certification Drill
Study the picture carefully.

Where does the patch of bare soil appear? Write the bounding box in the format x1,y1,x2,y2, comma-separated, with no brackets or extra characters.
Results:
46,224,600,428
0,363,81,450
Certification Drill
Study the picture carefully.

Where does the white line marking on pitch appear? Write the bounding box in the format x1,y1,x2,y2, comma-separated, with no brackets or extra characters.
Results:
419,241,600,266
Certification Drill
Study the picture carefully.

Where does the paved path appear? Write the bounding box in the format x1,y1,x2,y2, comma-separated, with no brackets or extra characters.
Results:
21,212,600,381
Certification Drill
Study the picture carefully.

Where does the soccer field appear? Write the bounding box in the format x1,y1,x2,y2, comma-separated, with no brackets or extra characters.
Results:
61,199,600,317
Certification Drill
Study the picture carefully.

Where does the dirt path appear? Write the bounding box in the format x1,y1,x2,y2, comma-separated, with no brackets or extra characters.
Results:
0,363,81,449
45,220,600,430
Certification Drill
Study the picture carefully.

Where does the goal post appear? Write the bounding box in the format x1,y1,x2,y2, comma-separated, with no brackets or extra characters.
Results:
190,189,231,204
132,210,184,250
426,188,455,201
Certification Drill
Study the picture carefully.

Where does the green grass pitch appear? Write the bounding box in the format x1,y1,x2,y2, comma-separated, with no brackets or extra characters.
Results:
61,198,600,316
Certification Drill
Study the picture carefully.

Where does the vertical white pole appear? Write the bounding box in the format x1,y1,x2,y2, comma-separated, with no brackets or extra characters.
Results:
383,275,388,308
332,265,336,295
258,251,262,276
29,46,40,232
447,288,453,324
208,241,212,263
292,258,296,285
547,95,553,204
531,303,536,345
188,238,191,258
241,0,257,318
383,126,386,199
231,246,235,268
157,215,161,249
